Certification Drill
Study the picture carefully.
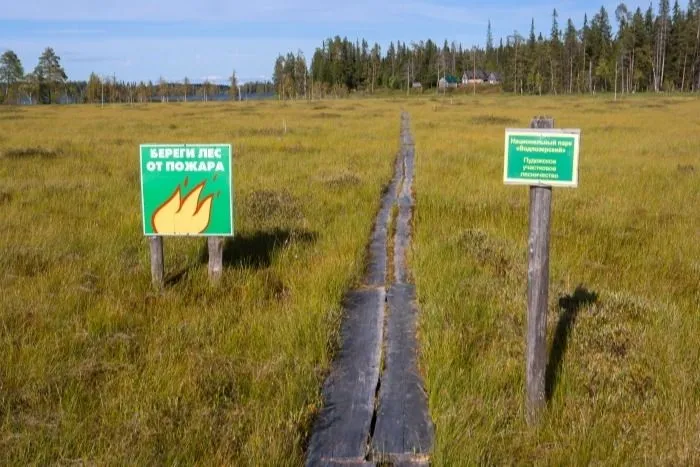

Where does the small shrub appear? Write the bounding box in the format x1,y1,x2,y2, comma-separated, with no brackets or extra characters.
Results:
471,115,518,125
320,171,361,188
234,127,287,137
0,191,12,205
242,189,304,226
3,249,53,277
313,112,341,119
2,146,61,159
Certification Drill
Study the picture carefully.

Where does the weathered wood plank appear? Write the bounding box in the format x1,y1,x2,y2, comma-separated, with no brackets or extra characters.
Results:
366,154,403,287
394,124,414,285
373,114,433,461
306,288,386,465
313,461,374,467
371,284,433,459
307,113,433,465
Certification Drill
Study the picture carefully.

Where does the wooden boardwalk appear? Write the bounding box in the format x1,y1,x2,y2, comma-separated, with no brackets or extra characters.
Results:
307,114,433,466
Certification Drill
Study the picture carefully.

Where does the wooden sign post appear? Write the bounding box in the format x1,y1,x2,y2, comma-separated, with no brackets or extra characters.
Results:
149,236,164,289
147,236,224,288
207,236,224,283
526,117,553,425
140,144,234,288
503,117,581,424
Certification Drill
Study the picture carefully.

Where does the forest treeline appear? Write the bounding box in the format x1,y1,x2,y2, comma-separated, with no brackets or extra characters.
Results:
272,1,700,97
2,1,699,103
0,48,272,104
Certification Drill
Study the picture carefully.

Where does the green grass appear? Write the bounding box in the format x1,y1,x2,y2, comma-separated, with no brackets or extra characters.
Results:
0,100,399,464
1,94,699,464
406,94,700,464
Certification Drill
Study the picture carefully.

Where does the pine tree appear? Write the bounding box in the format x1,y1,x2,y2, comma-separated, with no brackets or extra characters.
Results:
615,3,632,94
654,0,671,90
0,50,24,103
487,19,494,56
86,72,101,103
564,19,579,93
550,9,562,93
691,0,700,90
34,47,67,104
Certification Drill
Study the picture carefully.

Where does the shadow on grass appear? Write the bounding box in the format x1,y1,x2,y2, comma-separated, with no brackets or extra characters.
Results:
545,285,598,401
198,228,318,269
164,268,189,287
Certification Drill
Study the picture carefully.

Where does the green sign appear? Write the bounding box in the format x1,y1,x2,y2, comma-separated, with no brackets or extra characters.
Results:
140,144,234,236
504,129,580,187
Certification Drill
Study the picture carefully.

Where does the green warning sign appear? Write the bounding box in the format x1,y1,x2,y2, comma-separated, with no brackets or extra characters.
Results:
504,129,580,187
140,144,234,236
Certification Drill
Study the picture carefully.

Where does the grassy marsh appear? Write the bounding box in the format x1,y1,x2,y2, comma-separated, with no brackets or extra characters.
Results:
1,94,699,464
407,95,700,464
0,100,398,464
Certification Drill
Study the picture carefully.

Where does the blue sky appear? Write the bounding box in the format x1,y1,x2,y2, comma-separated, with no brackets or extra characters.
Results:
1,0,627,84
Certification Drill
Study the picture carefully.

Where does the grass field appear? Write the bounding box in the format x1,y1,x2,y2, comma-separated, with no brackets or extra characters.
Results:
1,94,699,464
407,95,700,464
0,100,399,464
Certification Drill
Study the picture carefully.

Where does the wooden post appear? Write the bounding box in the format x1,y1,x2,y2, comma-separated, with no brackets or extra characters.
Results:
149,236,164,289
526,116,553,425
208,236,224,284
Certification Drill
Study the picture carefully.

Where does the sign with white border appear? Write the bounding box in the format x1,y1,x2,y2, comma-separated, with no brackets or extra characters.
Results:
140,144,234,236
504,129,580,187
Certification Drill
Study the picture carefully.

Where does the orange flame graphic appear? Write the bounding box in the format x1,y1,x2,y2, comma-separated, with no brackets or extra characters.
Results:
151,181,214,234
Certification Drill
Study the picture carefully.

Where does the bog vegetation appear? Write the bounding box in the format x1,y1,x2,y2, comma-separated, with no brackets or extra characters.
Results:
406,94,700,464
0,100,398,463
0,94,699,464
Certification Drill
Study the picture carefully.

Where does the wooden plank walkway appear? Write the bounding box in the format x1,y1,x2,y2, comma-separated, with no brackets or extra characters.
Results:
305,288,386,464
307,113,432,466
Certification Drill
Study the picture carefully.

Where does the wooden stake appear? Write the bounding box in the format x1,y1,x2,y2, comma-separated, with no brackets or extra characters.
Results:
526,116,553,425
149,236,164,289
208,236,224,284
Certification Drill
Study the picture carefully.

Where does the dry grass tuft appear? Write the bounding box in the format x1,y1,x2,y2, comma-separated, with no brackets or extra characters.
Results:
471,114,519,125
242,189,305,226
313,112,342,119
3,146,61,159
320,171,361,188
0,190,12,205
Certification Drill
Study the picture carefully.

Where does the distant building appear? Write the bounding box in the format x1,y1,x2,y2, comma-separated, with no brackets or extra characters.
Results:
462,70,487,85
462,70,502,85
438,75,460,89
487,72,503,84
412,81,422,89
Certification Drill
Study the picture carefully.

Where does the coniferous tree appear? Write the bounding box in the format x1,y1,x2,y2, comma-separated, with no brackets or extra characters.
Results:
271,1,700,96
0,50,24,103
550,9,562,93
34,47,67,104
86,72,101,103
